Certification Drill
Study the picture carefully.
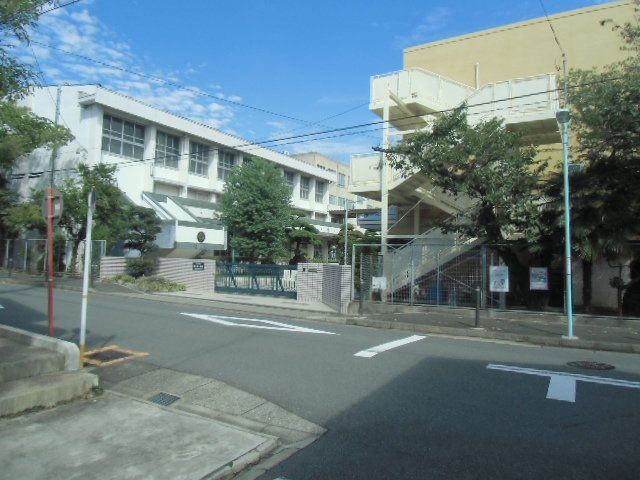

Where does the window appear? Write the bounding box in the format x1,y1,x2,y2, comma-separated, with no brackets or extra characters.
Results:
189,141,209,176
102,114,145,159
218,149,235,180
329,195,338,206
284,171,295,194
155,131,180,169
153,182,181,197
338,172,346,187
338,197,346,207
187,189,210,202
300,176,310,200
315,181,325,203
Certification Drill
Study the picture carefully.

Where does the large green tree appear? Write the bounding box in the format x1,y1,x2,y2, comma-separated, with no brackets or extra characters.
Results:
286,211,319,264
382,107,546,301
219,158,292,262
540,3,640,310
57,163,129,269
0,0,73,236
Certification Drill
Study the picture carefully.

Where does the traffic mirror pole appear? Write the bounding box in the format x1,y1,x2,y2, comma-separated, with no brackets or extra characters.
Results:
79,187,96,366
47,188,55,336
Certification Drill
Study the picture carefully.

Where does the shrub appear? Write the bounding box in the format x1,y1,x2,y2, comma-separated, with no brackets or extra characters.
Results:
135,276,186,293
126,257,157,278
103,274,135,285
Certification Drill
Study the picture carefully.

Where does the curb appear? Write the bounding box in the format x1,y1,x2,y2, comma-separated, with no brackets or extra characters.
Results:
345,317,640,354
0,324,81,370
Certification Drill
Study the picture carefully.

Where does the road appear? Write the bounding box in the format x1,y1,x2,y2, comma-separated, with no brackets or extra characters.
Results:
1,284,639,479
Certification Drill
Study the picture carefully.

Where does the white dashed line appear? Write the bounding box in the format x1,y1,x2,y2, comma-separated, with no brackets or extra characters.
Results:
354,335,426,358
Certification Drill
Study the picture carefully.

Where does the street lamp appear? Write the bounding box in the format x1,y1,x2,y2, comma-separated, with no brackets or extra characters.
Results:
556,108,577,339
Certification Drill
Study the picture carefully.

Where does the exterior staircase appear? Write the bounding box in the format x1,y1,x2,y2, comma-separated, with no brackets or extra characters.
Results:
0,330,97,417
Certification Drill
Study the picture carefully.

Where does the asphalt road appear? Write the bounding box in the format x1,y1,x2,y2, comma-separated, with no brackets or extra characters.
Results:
1,284,639,479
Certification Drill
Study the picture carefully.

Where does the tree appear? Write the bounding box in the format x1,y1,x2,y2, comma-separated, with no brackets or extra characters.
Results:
122,204,162,256
57,163,128,269
219,158,292,262
286,211,319,264
2,198,45,236
541,2,640,310
336,224,380,265
0,1,72,236
381,107,546,302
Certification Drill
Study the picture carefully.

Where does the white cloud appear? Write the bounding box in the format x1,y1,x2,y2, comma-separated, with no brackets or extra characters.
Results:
395,8,451,47
18,5,237,130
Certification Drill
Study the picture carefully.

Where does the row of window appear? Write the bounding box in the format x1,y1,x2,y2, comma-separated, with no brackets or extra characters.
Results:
102,114,237,178
102,114,330,204
329,195,356,208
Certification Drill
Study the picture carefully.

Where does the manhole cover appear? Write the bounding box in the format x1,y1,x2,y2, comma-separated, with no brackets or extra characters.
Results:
567,361,615,371
83,345,148,367
148,392,180,406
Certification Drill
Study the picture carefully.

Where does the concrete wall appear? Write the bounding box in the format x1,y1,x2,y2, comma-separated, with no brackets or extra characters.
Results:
100,256,215,292
297,262,352,314
573,257,631,311
403,1,634,87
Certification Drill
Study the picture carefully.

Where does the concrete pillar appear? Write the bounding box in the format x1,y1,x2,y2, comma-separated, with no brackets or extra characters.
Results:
292,173,301,203
381,97,390,257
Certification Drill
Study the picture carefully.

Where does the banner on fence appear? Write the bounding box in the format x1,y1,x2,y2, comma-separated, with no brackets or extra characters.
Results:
490,266,509,292
529,267,549,290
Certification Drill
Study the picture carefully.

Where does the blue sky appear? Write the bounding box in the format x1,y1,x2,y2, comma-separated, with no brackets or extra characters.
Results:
21,0,611,163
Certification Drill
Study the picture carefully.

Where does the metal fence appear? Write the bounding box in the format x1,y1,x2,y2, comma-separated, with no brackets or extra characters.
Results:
357,241,639,318
0,238,107,276
215,262,297,298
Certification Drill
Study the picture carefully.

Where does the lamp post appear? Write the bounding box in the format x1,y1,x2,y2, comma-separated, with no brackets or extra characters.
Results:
556,108,577,339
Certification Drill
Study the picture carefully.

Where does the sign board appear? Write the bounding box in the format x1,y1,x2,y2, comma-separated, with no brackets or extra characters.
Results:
192,262,205,271
41,189,63,225
197,231,206,243
530,267,549,290
372,276,387,290
489,266,509,293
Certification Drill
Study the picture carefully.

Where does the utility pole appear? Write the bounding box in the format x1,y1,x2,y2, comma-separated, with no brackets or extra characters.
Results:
343,200,349,265
79,187,96,366
46,85,61,337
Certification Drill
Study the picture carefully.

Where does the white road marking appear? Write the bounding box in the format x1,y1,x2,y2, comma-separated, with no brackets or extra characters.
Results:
487,363,640,403
180,313,336,335
354,335,426,358
547,375,577,402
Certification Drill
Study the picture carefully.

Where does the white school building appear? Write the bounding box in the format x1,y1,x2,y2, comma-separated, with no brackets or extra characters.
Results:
12,84,343,259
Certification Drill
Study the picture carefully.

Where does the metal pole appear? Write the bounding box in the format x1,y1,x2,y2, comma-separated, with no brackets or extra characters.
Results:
343,201,348,265
557,109,576,339
410,245,415,305
358,253,364,314
79,188,96,365
475,287,481,328
47,189,55,336
351,243,356,301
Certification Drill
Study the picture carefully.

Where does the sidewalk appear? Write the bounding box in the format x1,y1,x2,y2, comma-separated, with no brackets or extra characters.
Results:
351,308,640,354
0,334,324,480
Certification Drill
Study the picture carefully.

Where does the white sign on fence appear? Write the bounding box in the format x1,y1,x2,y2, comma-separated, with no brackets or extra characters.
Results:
489,266,509,293
372,276,387,290
530,267,549,290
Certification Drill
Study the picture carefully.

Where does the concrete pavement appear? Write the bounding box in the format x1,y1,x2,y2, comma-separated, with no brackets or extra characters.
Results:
0,391,277,480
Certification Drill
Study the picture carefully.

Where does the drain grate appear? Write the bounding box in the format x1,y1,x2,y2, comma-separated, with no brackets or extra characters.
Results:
148,392,180,406
86,349,131,363
83,345,148,367
567,361,615,371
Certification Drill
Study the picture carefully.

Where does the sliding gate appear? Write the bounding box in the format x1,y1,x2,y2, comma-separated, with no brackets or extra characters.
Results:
214,263,297,298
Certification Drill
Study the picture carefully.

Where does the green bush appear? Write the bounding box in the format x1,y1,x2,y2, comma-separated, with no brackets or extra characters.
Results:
125,257,157,278
135,276,186,293
103,274,135,285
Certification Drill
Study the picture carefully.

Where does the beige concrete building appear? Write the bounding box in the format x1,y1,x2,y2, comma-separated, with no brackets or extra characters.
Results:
349,1,635,307
351,0,634,244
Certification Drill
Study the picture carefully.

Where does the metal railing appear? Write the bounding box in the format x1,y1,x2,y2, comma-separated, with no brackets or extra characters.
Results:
215,262,297,298
0,238,107,276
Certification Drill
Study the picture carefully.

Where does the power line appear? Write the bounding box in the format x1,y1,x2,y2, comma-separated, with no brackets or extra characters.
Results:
539,0,566,56
9,73,627,179
40,0,83,15
31,40,352,130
